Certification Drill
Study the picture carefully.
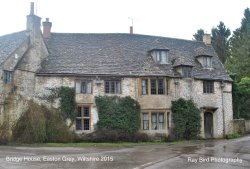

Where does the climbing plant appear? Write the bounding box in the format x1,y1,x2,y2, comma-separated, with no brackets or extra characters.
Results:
58,87,76,120
95,96,140,133
171,98,201,140
40,86,76,121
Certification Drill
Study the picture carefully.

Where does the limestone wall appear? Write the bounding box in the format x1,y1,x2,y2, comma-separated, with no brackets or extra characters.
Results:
33,76,233,138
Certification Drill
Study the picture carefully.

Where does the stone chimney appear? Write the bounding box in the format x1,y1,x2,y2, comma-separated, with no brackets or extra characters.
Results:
26,2,41,35
130,26,133,34
203,34,211,45
43,18,52,38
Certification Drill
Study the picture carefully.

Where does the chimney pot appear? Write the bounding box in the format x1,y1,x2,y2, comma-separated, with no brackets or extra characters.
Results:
130,26,133,34
30,2,34,15
203,34,211,45
43,18,52,38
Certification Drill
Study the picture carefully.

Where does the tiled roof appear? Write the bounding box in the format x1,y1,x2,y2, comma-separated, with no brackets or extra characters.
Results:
38,33,232,81
0,31,28,65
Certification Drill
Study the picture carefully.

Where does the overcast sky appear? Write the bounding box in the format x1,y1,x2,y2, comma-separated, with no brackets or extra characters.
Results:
0,0,249,40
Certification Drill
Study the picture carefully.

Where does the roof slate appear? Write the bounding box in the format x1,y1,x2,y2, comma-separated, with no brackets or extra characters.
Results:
38,33,231,81
0,31,28,65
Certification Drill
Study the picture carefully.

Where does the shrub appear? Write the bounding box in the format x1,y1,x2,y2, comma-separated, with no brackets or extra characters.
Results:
44,109,74,143
95,96,140,133
171,98,201,140
0,120,11,145
12,101,73,143
225,133,241,139
12,102,47,143
79,129,151,142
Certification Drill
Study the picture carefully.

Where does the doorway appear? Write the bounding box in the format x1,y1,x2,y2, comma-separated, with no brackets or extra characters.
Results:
204,112,213,138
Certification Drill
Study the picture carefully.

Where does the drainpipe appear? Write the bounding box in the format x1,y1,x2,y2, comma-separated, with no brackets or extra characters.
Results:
221,81,225,137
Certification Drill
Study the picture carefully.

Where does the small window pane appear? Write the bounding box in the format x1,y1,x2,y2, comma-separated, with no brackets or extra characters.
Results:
76,119,82,130
158,113,165,130
75,81,81,94
111,81,115,93
158,79,164,94
143,113,149,130
77,107,82,117
161,51,168,64
105,81,110,93
152,113,157,130
116,81,121,94
151,80,156,95
142,80,148,95
84,119,90,130
86,82,92,93
3,71,12,84
83,107,89,117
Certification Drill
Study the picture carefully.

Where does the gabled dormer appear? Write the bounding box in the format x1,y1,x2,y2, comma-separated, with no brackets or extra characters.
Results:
173,57,194,78
150,49,169,64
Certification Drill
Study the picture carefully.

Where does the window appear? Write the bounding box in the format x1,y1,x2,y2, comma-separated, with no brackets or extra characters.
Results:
158,79,164,94
152,50,169,64
142,113,149,130
81,81,92,94
76,106,90,130
151,79,157,94
141,79,148,95
203,81,214,93
182,66,192,78
150,79,165,95
75,80,92,94
151,112,165,130
3,70,12,84
203,56,212,68
105,81,121,94
141,78,168,95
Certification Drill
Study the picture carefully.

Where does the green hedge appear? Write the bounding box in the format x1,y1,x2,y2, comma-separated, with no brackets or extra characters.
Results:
171,98,201,140
95,96,140,133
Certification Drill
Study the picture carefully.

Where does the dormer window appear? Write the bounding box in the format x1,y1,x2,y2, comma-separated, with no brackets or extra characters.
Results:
182,66,192,78
151,50,169,64
203,56,212,68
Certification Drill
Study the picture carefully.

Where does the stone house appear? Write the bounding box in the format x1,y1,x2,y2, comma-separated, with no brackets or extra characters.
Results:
0,3,233,138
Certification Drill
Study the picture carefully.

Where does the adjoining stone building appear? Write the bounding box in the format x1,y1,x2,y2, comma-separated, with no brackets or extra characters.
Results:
0,3,233,138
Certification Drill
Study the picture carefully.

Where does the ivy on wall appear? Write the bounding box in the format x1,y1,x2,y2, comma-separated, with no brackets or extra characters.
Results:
171,98,201,140
40,86,76,121
95,96,140,133
58,87,76,120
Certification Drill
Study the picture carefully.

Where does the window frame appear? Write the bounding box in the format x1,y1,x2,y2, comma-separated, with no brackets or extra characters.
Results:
151,112,165,130
142,112,149,130
141,78,168,95
76,105,91,131
152,50,169,64
141,79,148,95
203,56,212,68
81,81,92,94
203,80,214,93
182,66,192,78
105,80,121,94
3,70,13,84
141,111,170,131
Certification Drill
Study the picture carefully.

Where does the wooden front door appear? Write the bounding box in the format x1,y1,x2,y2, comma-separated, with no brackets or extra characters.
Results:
204,112,213,138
